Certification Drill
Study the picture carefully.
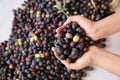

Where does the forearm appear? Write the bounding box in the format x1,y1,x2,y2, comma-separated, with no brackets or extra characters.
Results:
95,12,120,39
93,47,120,76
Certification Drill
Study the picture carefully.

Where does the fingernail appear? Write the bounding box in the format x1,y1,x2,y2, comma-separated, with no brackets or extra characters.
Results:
55,34,59,38
56,28,59,32
52,47,55,51
63,23,66,26
56,26,64,32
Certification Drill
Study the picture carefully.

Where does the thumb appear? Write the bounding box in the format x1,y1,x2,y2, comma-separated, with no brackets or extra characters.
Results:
52,47,60,60
63,15,81,26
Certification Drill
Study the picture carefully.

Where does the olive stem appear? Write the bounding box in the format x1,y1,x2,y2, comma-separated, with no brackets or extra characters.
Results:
55,0,69,17
91,0,96,8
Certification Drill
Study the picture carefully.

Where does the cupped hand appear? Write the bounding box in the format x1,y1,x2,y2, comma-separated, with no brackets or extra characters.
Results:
53,15,101,70
56,15,100,40
52,46,98,70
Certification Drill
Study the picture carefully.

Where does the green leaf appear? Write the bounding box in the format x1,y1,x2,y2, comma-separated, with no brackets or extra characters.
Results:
63,0,66,8
54,0,68,17
53,5,60,10
57,10,63,14
55,0,61,8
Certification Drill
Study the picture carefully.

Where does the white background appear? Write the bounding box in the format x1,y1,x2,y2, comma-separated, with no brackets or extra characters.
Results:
0,0,120,80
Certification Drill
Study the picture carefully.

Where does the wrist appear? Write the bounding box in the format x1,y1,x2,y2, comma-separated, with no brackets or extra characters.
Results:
89,46,101,65
91,46,106,66
92,22,104,40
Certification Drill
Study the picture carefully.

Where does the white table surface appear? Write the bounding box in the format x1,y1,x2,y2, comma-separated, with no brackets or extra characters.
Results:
0,0,120,80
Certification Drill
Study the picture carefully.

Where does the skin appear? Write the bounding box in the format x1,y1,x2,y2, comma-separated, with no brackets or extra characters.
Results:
52,12,120,77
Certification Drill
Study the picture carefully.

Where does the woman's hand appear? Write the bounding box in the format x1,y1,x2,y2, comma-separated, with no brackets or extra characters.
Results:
52,46,97,70
52,45,120,77
53,14,120,76
56,12,120,41
53,15,100,70
56,15,101,40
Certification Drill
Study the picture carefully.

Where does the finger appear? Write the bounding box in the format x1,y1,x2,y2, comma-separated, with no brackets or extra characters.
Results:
55,34,59,38
52,47,68,64
63,15,81,26
52,47,60,60
52,47,73,67
63,17,72,26
56,15,81,33
62,53,91,70
61,61,83,70
56,25,65,33
52,47,86,70
55,26,65,38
